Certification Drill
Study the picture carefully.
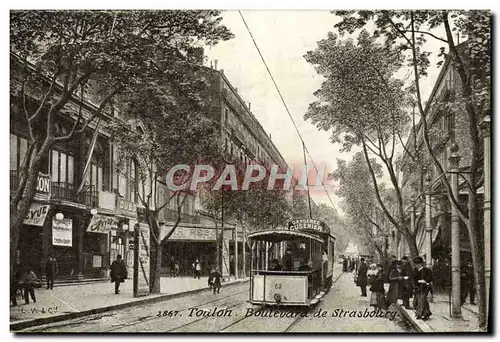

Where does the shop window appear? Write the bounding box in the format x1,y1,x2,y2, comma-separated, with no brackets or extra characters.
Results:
93,254,103,268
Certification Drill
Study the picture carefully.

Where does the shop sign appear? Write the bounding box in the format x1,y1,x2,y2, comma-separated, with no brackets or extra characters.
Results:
168,227,216,241
98,191,116,211
134,223,150,297
23,203,51,226
34,173,51,200
52,218,72,247
87,214,119,234
116,198,137,217
288,219,329,234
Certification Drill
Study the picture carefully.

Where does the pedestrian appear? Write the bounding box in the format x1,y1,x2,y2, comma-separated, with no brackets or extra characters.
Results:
461,260,476,305
20,266,39,304
413,256,432,320
174,261,180,277
10,266,21,307
281,248,293,271
210,267,222,294
170,257,176,277
356,257,368,297
400,256,413,309
193,259,201,279
45,254,58,290
386,255,397,280
369,264,387,309
110,254,128,294
387,261,404,305
342,257,348,272
349,257,355,272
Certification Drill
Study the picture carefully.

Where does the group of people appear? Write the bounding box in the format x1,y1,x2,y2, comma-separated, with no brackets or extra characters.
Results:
355,255,433,320
342,256,356,273
10,254,59,306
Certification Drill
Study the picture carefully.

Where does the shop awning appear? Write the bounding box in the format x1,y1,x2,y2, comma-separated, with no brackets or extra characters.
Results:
248,229,324,243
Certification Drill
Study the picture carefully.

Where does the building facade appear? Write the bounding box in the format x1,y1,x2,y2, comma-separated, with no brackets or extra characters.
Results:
11,52,291,283
398,50,484,267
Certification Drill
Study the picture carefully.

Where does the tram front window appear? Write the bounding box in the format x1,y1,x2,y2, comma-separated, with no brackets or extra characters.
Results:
281,240,314,271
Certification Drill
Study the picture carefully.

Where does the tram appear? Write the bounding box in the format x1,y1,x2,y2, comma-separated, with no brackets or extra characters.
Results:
248,219,336,307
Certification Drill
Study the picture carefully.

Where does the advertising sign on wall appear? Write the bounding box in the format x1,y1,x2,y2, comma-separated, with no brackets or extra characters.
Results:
134,223,150,297
87,214,119,234
23,203,50,226
52,218,72,247
34,173,51,200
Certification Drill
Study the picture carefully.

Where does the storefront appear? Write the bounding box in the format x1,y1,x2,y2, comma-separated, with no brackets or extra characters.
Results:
159,223,247,278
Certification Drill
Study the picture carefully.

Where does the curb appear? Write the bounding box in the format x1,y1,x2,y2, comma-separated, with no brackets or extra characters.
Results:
392,303,433,333
11,278,249,332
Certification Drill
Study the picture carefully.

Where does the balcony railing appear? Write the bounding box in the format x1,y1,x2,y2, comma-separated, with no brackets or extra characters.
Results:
10,170,98,207
52,182,98,207
163,207,200,224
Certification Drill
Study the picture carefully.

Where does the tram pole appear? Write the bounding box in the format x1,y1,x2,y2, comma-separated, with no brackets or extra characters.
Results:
235,223,239,279
302,141,313,219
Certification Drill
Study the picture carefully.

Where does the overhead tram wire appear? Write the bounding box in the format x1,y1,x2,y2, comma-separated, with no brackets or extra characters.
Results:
238,11,338,214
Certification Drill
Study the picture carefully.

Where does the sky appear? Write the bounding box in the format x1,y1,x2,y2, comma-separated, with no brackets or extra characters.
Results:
204,10,444,213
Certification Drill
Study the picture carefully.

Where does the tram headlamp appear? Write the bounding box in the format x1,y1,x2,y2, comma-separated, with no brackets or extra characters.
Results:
274,293,282,303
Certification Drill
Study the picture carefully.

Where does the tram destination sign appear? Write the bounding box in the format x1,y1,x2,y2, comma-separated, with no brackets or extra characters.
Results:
287,219,329,234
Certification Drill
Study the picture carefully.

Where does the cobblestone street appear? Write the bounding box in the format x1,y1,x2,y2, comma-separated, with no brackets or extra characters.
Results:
21,270,413,333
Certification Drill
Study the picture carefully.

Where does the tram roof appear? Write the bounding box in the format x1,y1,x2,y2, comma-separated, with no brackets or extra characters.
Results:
247,229,325,243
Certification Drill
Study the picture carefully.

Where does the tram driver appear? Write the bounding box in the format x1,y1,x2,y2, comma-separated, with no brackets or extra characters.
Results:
281,248,293,271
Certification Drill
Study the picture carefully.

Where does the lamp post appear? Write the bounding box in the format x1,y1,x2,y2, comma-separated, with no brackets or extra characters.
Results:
424,173,433,269
480,115,491,317
448,143,462,318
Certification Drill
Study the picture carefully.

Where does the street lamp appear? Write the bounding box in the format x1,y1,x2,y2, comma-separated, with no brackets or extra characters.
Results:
55,212,64,220
424,172,433,270
448,142,462,319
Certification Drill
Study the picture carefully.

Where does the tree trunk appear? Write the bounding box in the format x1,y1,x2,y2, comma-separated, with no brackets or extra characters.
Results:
151,238,162,294
405,231,419,259
10,147,47,285
468,186,487,329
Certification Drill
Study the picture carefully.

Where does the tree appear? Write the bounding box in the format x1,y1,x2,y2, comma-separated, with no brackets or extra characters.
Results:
304,30,421,258
333,10,491,329
200,161,293,272
330,152,393,261
10,9,233,292
312,203,348,255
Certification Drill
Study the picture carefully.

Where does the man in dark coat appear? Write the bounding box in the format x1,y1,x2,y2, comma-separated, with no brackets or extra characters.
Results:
461,260,476,305
110,255,127,294
400,256,413,309
45,254,58,290
342,257,348,272
356,258,368,297
281,248,293,271
413,256,432,320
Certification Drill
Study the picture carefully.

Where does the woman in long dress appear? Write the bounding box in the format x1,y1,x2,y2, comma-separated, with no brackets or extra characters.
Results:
369,264,387,309
387,261,404,304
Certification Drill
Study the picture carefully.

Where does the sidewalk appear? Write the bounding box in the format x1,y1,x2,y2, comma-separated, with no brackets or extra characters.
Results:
10,276,248,330
394,292,481,332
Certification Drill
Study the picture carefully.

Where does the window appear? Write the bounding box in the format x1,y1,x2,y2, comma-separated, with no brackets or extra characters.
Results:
10,134,17,171
51,150,75,185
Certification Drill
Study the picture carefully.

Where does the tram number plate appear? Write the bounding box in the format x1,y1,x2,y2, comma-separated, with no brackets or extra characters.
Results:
274,283,282,289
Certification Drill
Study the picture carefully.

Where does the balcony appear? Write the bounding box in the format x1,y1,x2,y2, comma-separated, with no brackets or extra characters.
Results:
10,170,98,207
163,207,200,224
52,182,98,207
